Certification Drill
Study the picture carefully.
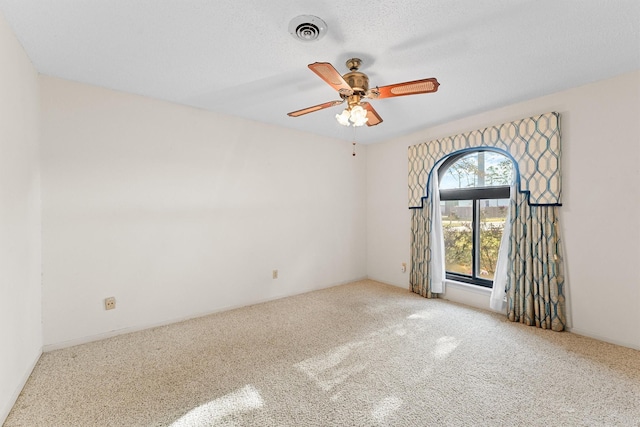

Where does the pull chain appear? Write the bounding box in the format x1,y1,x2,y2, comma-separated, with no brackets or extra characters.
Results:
352,125,357,157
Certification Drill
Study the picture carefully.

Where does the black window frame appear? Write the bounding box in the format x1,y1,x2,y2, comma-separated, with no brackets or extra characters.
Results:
438,151,511,289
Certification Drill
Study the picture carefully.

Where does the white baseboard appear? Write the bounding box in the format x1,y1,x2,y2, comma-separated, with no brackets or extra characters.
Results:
370,277,639,351
567,327,639,351
42,299,289,352
1,348,42,426
365,276,409,290
43,276,368,352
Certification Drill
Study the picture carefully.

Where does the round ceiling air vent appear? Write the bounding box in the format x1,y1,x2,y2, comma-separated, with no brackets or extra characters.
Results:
288,15,327,42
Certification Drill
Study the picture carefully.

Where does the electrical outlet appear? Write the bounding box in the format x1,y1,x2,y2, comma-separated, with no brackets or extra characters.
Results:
401,262,407,273
105,297,116,310
272,269,278,279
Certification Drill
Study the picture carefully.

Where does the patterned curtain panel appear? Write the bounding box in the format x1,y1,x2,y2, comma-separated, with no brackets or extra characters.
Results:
410,201,436,298
506,190,566,331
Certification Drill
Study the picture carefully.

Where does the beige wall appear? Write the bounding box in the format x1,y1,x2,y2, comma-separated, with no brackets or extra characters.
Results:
40,76,368,349
0,11,42,423
366,70,640,350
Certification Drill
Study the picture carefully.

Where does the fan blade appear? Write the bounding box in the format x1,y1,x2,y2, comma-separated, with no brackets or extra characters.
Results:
371,78,440,99
361,102,383,126
287,100,344,117
308,62,354,95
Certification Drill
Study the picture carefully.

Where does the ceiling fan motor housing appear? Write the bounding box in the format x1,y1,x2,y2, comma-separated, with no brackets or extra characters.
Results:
342,58,368,96
343,71,369,95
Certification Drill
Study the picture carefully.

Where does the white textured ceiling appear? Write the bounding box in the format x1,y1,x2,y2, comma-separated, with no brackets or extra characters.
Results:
1,0,638,144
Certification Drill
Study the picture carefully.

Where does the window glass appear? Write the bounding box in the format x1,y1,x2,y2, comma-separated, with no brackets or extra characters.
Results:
478,199,509,280
441,200,472,276
440,151,514,190
439,150,513,288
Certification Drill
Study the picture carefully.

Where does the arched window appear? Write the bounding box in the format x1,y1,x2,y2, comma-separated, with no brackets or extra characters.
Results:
438,150,514,288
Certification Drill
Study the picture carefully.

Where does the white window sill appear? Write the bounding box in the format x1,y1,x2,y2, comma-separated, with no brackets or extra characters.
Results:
445,279,492,296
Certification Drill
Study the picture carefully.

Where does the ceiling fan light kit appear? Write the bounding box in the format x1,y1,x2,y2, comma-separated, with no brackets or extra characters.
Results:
288,58,439,127
336,104,368,127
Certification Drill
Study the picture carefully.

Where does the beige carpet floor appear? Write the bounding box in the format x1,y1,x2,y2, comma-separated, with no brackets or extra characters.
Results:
4,280,640,426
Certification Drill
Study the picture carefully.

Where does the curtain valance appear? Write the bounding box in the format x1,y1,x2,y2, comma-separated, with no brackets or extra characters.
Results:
408,112,561,207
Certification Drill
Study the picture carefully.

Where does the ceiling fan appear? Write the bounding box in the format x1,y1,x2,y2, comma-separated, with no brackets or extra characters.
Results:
287,58,440,127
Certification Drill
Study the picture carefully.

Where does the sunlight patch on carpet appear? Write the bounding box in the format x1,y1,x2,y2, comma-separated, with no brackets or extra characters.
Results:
295,341,368,392
170,385,263,426
431,336,460,360
407,310,435,320
372,396,403,422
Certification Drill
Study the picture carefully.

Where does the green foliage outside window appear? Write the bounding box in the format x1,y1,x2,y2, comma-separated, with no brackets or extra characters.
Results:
442,209,507,279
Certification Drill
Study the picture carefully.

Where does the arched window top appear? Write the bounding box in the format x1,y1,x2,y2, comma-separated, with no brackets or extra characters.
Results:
439,150,514,190
408,112,561,207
